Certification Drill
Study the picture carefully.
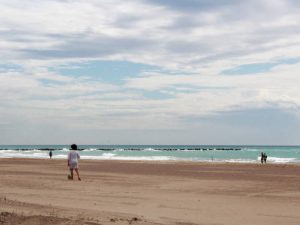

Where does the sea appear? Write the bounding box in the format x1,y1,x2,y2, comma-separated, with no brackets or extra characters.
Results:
0,145,300,164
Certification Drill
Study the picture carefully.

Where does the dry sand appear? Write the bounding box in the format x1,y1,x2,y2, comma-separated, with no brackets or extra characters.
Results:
0,158,300,225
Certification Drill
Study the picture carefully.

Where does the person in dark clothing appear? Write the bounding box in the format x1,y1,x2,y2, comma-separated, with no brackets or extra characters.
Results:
49,150,53,159
263,153,267,164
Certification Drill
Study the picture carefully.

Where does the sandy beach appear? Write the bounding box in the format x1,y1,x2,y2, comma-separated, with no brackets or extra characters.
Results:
0,159,300,225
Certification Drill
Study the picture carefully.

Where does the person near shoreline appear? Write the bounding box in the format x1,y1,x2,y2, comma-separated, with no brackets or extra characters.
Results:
260,152,268,164
263,153,267,164
49,150,52,159
67,144,81,181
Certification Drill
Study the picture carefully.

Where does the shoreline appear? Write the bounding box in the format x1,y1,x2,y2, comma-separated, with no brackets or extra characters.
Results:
1,145,299,164
1,158,300,225
1,157,300,165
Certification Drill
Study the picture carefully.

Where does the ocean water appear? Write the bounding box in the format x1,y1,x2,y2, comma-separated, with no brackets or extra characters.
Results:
0,145,299,164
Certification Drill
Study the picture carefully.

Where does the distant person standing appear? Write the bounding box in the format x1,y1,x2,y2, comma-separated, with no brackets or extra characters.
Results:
49,150,53,159
263,153,267,164
260,152,268,164
67,144,81,181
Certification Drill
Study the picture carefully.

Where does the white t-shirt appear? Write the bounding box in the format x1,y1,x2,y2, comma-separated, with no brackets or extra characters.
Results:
68,150,80,164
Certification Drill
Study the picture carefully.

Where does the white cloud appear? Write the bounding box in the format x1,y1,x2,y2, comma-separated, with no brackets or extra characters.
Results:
124,62,300,116
1,0,300,143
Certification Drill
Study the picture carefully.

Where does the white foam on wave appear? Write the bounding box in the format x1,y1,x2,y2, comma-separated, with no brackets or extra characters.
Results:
101,153,116,158
142,148,160,151
256,156,299,163
225,159,257,163
267,157,298,163
0,150,18,153
82,148,97,152
181,149,196,152
244,148,261,152
0,149,41,154
0,153,48,159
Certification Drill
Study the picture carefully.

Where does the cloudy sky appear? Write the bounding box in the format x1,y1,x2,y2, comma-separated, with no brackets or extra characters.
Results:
1,0,300,145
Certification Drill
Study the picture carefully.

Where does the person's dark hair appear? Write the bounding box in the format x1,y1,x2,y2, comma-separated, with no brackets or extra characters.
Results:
71,144,77,150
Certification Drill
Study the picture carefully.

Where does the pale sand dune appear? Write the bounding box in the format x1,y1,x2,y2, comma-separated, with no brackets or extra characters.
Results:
0,159,300,225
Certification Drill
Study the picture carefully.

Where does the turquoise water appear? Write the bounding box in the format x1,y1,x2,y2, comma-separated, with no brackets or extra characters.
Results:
0,145,300,163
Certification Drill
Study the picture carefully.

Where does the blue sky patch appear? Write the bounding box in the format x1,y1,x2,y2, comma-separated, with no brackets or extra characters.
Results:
142,90,174,100
222,57,300,75
0,64,23,73
223,62,277,75
49,60,159,84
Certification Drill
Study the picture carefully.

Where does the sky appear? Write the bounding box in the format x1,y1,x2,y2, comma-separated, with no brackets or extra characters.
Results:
1,0,300,145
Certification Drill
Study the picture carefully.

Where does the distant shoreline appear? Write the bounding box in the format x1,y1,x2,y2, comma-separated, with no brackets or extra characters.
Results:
1,157,300,166
1,145,299,164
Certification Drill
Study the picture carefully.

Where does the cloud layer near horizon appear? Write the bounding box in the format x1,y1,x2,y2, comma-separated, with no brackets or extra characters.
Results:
1,0,300,144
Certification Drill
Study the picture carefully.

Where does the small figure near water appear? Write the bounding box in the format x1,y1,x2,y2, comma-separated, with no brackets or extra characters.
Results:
49,150,52,159
261,152,267,164
264,153,267,164
67,144,81,181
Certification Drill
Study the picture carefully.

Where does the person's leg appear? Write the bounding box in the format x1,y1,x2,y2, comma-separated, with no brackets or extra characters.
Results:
70,168,74,179
75,168,81,180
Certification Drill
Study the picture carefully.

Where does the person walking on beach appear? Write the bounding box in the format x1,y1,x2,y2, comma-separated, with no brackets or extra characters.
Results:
67,144,81,181
49,150,52,159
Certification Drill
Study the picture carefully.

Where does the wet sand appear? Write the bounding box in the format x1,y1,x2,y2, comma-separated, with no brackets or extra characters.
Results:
0,158,300,225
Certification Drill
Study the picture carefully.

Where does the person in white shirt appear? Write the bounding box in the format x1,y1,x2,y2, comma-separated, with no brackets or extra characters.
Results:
67,144,81,180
